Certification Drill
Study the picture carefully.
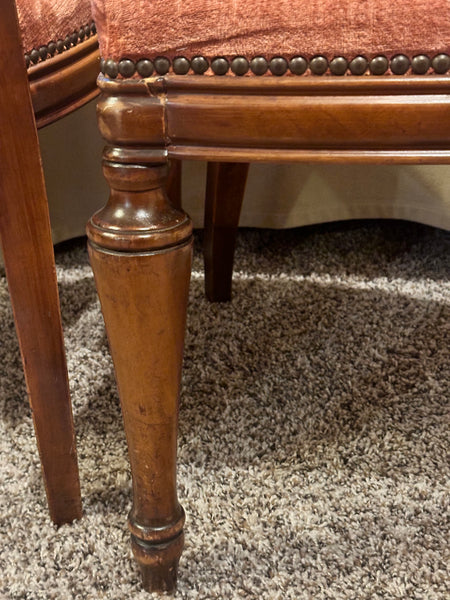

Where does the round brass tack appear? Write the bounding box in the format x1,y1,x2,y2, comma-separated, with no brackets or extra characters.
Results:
329,56,348,75
56,39,65,53
211,57,229,75
136,59,154,77
118,58,136,77
231,56,249,76
310,55,328,75
79,27,86,41
105,58,119,79
269,57,288,76
47,41,56,56
370,55,388,75
432,53,450,74
289,56,307,75
349,56,368,75
91,23,96,34
411,54,430,74
173,57,190,74
154,56,170,74
39,46,48,60
390,54,410,75
24,54,30,68
250,56,268,75
98,51,440,82
70,32,78,46
84,24,91,37
30,49,40,64
100,58,105,74
191,56,209,74
64,35,71,49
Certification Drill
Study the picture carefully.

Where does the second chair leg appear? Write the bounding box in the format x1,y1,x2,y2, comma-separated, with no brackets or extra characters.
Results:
0,0,81,525
167,159,183,210
0,208,82,525
204,161,249,302
87,160,192,592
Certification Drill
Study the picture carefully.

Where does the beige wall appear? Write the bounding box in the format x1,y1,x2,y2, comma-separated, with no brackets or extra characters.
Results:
38,100,450,245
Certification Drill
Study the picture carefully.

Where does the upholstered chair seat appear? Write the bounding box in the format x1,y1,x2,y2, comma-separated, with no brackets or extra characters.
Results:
18,0,93,66
17,0,99,126
94,0,450,78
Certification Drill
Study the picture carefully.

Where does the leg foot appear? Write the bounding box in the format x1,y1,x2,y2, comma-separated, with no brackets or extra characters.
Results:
132,531,184,593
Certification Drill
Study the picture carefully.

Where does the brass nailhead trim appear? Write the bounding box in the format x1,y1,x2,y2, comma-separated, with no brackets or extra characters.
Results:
269,57,288,76
173,57,190,75
432,53,450,74
310,55,328,75
329,56,348,75
154,56,170,75
231,56,249,76
118,58,135,77
369,55,389,75
25,22,96,68
390,54,410,75
211,57,229,75
412,54,431,74
105,58,119,79
191,56,209,74
101,52,450,79
289,56,307,75
136,59,154,77
349,56,368,75
250,56,268,75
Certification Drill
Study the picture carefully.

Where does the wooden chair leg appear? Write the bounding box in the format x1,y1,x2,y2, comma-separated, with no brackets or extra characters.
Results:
204,161,249,301
0,0,81,525
87,159,192,593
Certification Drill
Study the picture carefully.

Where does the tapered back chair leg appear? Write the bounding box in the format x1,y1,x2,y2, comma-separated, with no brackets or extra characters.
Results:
204,162,249,302
167,159,183,210
0,0,81,524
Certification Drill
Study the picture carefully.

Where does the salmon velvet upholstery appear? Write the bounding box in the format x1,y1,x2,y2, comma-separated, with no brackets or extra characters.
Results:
92,0,450,66
17,0,92,56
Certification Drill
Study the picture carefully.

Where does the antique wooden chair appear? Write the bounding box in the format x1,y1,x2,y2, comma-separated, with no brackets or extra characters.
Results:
0,0,98,524
88,0,450,591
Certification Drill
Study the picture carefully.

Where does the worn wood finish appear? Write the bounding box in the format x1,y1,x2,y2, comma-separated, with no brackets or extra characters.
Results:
204,162,249,301
29,36,100,128
96,78,166,148
0,0,81,524
97,75,450,163
87,159,192,592
167,78,450,153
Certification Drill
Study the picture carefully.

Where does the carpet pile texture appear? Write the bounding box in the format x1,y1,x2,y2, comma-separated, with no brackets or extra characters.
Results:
0,221,449,599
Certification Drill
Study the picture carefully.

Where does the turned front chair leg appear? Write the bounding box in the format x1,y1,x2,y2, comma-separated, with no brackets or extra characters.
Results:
87,160,192,592
204,161,249,302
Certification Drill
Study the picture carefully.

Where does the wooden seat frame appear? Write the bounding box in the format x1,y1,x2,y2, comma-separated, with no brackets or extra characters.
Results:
0,0,98,524
87,72,450,591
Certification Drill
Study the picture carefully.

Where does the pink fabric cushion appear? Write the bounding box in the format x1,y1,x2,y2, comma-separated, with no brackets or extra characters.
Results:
92,0,449,63
17,0,92,54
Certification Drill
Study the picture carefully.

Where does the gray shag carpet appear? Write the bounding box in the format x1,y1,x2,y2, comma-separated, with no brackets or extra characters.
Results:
0,221,449,600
